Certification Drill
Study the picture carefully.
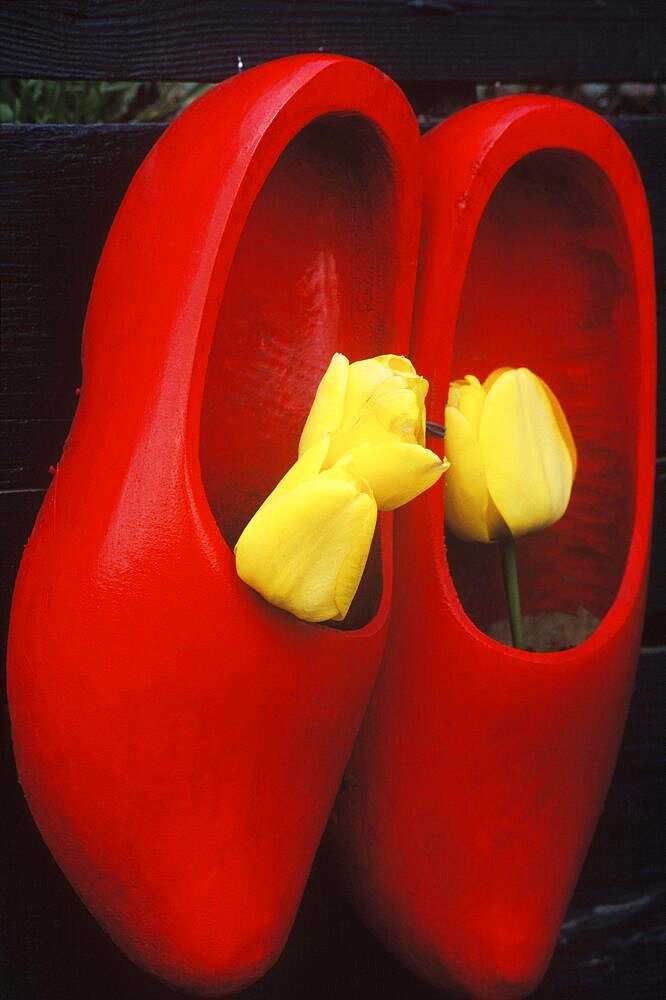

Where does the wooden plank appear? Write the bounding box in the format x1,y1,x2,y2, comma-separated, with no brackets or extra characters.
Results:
0,1,664,83
0,489,45,611
1,123,163,433
0,420,72,492
644,457,666,646
614,121,666,453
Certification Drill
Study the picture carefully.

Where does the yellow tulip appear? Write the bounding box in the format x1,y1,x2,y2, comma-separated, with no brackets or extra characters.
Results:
445,367,577,542
299,353,446,510
236,354,448,623
234,437,377,623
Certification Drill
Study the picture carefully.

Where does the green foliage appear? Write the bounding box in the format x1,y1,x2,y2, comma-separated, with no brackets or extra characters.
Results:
475,81,666,115
0,79,214,124
1,78,663,126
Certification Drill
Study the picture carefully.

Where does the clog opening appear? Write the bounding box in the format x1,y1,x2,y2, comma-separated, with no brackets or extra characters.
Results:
200,114,398,628
445,149,638,646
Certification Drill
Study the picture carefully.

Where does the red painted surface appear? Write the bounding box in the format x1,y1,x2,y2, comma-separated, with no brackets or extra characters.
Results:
332,97,656,999
7,57,422,994
9,68,655,999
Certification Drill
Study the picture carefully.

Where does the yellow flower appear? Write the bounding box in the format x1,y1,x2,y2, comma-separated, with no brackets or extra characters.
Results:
299,353,446,510
235,353,448,623
444,367,577,542
234,437,377,623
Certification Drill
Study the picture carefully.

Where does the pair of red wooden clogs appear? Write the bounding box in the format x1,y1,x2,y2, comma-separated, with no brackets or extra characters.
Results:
7,56,655,998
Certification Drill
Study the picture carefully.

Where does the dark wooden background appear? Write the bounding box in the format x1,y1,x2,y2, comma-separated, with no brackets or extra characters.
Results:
1,3,664,998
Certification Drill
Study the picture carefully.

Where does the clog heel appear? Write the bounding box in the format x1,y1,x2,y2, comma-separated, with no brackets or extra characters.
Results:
7,56,421,995
331,96,655,999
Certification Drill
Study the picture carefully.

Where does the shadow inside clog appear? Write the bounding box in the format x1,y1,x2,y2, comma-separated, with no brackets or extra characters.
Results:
198,114,399,629
445,150,638,642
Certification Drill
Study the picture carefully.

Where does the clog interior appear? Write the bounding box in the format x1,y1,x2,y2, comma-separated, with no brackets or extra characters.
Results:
200,115,397,626
445,150,638,639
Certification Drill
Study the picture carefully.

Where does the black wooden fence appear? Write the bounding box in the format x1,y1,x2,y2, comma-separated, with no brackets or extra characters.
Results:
1,3,664,999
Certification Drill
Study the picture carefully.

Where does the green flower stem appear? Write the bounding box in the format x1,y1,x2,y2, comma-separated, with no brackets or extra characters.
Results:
499,537,524,650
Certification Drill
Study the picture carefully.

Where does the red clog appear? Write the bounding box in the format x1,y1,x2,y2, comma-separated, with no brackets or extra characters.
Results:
332,97,655,999
7,57,422,995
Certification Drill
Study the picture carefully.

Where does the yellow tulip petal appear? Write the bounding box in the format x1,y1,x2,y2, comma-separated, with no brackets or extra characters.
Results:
480,368,574,538
300,353,430,467
484,366,575,473
348,392,420,447
261,436,332,506
343,374,426,448
374,355,429,436
298,353,349,456
482,367,512,394
537,375,578,479
342,358,396,428
372,375,426,438
444,405,504,542
234,467,377,623
448,375,486,435
380,355,427,392
372,354,418,376
341,442,447,511
344,357,424,427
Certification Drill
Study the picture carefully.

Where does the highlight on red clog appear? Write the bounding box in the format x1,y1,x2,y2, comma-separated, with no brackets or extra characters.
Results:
331,96,655,999
7,56,422,995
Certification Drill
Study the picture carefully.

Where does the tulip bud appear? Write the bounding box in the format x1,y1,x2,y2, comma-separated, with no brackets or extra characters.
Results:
236,354,447,623
445,367,577,543
299,353,447,511
235,438,377,623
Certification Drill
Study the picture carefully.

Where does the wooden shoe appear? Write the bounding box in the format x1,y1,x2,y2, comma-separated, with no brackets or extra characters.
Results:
7,55,421,996
331,96,656,999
